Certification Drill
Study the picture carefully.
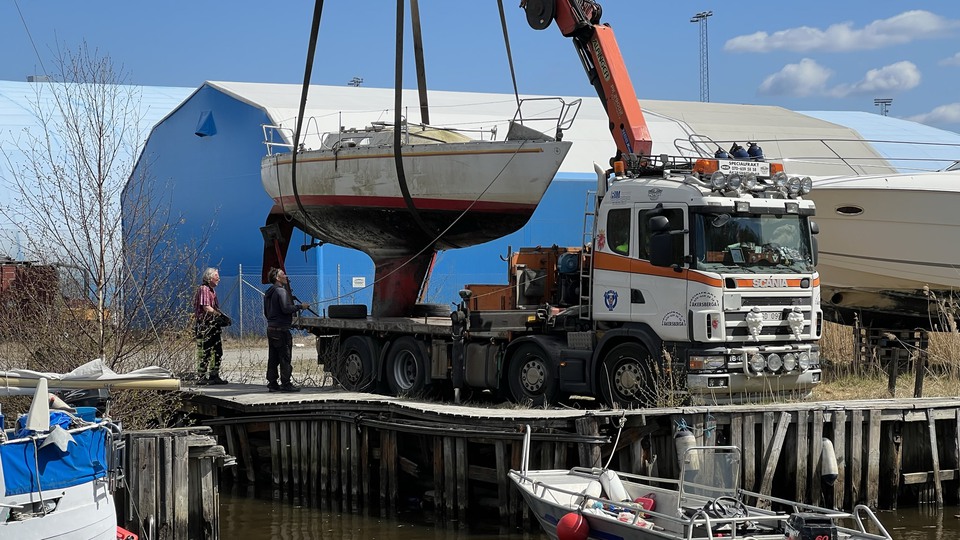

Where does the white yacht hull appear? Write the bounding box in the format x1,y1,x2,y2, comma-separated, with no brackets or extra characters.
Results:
810,171,960,327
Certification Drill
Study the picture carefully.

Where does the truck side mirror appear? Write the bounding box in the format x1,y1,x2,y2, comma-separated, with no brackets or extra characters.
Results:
649,215,670,233
650,234,674,267
810,220,819,266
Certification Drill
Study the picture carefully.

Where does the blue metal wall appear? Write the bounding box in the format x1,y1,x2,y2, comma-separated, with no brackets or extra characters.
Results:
125,84,318,324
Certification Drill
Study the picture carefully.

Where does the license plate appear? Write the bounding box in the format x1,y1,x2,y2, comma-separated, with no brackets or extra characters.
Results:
762,311,782,321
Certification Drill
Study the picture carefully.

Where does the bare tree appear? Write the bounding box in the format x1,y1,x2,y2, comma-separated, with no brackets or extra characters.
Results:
0,42,202,383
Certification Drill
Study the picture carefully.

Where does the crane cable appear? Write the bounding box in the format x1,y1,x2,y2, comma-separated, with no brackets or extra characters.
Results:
497,0,523,116
286,0,327,262
393,0,458,251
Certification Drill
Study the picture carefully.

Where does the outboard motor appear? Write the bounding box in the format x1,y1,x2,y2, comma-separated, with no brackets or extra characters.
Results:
785,513,838,540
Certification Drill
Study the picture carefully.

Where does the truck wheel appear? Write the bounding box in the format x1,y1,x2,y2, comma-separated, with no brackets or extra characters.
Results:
337,335,378,392
507,343,558,407
329,304,367,319
385,336,430,396
599,343,659,408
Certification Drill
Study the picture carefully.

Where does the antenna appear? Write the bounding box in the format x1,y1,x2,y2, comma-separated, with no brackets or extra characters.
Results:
874,98,893,116
690,11,713,103
348,76,364,87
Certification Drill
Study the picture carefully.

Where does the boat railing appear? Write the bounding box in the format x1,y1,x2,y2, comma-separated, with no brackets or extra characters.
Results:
510,97,582,141
737,487,893,540
262,124,295,156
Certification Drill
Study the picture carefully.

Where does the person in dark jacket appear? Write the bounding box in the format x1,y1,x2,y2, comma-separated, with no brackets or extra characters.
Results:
263,267,308,392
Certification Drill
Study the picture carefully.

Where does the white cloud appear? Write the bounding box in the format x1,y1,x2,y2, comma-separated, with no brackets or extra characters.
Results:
758,59,832,97
907,103,960,125
828,61,921,97
940,52,960,66
726,10,959,53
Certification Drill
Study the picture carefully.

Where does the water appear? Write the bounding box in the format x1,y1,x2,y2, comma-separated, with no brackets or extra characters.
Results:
220,488,960,540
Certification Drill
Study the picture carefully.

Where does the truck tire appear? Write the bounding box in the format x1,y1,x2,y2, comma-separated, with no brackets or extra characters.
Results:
411,303,450,318
336,335,379,392
507,343,558,407
599,342,659,408
385,336,430,396
328,304,367,319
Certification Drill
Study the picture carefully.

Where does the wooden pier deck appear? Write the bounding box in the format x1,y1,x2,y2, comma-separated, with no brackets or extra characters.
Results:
183,383,960,520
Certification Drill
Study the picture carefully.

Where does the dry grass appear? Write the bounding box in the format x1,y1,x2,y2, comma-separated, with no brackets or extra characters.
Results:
816,321,960,401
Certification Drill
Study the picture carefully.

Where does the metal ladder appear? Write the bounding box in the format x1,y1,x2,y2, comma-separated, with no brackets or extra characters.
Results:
579,190,598,321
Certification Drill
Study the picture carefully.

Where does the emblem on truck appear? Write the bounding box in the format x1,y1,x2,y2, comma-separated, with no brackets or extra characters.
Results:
662,311,685,327
753,277,788,288
603,290,619,311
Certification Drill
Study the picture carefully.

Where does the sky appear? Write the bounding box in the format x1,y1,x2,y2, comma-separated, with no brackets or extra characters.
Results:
2,1,960,132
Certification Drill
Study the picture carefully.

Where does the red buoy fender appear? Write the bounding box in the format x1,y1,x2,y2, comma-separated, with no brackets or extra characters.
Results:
557,512,589,540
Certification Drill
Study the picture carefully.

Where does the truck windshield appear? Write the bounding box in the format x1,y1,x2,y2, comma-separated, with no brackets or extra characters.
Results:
694,213,814,274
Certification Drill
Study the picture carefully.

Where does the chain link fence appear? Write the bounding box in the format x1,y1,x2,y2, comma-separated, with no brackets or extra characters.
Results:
213,266,375,338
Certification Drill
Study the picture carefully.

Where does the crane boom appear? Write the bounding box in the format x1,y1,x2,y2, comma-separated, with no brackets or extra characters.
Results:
523,0,652,161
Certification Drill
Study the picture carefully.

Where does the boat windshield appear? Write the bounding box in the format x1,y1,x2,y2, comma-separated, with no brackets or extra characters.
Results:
694,212,814,274
679,447,741,500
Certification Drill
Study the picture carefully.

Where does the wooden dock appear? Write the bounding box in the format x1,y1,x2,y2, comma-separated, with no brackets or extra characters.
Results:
183,383,960,521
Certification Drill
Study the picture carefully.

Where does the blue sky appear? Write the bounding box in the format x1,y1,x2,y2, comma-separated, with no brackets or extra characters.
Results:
3,1,960,131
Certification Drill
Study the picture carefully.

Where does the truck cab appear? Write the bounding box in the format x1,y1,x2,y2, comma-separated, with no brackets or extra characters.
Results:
587,158,822,405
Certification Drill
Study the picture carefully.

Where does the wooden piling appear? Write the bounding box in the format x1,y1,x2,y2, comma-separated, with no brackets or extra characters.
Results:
833,409,847,509
926,408,944,506
795,409,809,503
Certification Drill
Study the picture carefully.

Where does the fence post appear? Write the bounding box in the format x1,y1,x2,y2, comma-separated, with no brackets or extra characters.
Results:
238,264,244,341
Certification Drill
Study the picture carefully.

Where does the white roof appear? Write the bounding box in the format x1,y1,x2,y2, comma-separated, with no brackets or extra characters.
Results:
207,80,898,177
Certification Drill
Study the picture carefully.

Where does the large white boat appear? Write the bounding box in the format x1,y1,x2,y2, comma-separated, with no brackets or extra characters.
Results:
809,167,960,329
262,109,574,317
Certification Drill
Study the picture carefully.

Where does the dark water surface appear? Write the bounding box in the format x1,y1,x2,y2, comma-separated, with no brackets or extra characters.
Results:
220,488,960,540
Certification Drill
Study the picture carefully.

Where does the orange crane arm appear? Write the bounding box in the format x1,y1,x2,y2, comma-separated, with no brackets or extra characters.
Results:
523,0,652,159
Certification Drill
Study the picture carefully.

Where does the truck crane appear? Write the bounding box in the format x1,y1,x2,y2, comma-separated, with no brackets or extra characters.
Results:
285,0,823,407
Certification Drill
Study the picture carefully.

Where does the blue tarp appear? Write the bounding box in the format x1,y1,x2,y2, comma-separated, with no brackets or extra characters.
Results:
0,427,108,496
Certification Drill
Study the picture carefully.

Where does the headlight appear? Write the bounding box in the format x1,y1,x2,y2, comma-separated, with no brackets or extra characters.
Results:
767,353,783,372
690,355,726,370
782,353,797,372
749,353,766,373
798,351,811,370
809,350,820,367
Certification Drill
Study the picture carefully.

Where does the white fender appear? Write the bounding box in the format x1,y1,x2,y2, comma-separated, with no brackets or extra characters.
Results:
599,469,629,502
675,427,700,471
821,437,839,485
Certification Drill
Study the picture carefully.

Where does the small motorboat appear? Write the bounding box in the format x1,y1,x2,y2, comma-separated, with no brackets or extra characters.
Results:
508,427,891,540
262,106,575,317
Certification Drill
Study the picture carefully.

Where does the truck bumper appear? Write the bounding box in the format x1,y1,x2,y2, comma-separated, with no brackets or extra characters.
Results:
686,369,821,405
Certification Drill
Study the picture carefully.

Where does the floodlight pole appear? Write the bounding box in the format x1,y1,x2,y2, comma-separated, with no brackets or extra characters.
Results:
691,11,713,103
874,98,893,116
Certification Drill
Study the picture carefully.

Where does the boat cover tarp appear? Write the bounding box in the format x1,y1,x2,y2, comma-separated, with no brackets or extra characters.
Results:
0,426,108,496
3,358,172,381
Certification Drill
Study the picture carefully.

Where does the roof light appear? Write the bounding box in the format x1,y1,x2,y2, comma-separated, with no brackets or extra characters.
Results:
693,159,720,176
735,200,750,213
743,173,758,190
787,176,802,195
727,173,742,191
799,176,813,195
772,171,787,189
785,202,799,214
710,171,726,190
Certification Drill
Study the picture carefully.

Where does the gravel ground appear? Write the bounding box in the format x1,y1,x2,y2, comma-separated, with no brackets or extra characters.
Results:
211,336,332,389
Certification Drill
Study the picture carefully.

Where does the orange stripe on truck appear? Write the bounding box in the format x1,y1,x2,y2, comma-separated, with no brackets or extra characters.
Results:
592,252,722,287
